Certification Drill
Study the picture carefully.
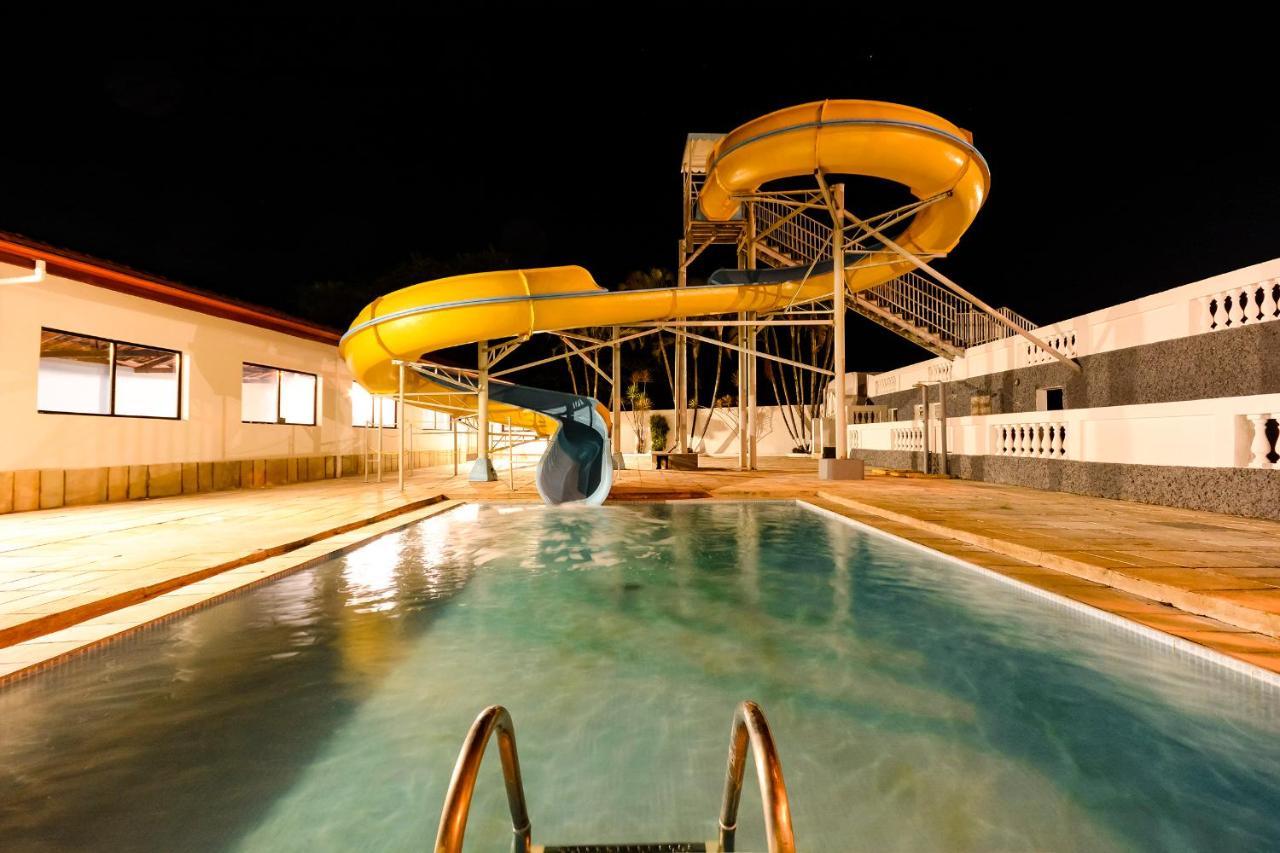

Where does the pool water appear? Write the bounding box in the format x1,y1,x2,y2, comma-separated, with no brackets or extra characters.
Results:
1,502,1278,851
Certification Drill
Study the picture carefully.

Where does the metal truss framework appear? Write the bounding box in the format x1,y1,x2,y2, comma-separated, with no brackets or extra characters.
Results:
372,151,1077,491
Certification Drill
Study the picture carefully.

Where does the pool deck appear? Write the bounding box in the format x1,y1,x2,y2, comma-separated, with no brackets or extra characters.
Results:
3,457,1280,683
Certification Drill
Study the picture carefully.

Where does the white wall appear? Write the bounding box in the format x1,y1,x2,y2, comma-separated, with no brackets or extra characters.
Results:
0,261,451,472
848,393,1280,469
616,405,813,456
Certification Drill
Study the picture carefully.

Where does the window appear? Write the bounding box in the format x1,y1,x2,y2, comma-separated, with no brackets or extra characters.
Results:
241,364,317,425
1036,387,1065,412
38,329,181,419
351,381,397,428
421,409,452,430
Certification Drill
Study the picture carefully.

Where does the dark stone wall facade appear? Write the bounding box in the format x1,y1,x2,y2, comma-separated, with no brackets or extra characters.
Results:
869,321,1280,416
850,449,1280,521
853,322,1280,521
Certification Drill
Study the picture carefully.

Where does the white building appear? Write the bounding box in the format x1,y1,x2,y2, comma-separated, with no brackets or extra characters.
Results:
0,233,460,514
842,257,1280,520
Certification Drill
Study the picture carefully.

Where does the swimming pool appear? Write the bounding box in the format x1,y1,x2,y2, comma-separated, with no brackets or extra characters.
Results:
1,501,1278,851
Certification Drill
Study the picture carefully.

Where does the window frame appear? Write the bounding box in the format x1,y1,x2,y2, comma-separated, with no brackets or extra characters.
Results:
37,327,183,421
241,362,319,426
1036,386,1066,412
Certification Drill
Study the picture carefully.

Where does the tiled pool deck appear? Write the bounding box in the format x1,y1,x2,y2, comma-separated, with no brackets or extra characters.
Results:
3,458,1280,683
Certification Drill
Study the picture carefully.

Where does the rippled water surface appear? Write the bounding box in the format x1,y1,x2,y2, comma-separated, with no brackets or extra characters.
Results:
2,502,1279,852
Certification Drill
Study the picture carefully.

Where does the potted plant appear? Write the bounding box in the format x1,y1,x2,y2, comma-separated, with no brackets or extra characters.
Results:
649,412,670,453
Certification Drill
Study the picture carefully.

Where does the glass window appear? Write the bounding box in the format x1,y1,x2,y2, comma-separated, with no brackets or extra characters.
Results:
37,330,112,415
242,364,317,425
113,343,181,418
38,329,181,419
351,381,397,428
280,370,317,425
240,363,279,423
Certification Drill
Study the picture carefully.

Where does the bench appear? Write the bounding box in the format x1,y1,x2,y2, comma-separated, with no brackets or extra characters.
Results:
652,452,699,471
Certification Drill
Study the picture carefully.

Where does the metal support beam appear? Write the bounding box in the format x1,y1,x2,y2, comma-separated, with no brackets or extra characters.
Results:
678,236,715,271
738,310,748,470
491,328,657,378
397,362,406,492
559,335,612,384
745,203,758,471
660,326,834,376
938,382,948,476
819,172,1080,373
611,326,624,468
832,183,848,461
676,238,688,453
920,383,930,474
469,340,497,481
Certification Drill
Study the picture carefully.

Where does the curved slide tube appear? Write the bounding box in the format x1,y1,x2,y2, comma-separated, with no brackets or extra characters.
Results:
339,100,989,505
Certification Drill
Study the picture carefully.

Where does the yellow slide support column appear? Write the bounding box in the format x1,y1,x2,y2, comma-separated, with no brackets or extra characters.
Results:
611,327,624,469
470,340,498,482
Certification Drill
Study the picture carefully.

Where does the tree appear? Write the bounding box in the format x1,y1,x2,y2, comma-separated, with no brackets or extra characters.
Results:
759,324,833,453
625,382,652,452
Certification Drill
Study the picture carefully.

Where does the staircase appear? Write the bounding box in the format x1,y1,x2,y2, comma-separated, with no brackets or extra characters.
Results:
752,200,1036,359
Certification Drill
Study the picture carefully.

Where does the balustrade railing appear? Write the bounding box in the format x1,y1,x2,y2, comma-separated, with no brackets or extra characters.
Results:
847,404,891,424
1245,413,1280,469
1202,279,1280,332
1022,327,1078,366
891,427,923,451
993,421,1068,458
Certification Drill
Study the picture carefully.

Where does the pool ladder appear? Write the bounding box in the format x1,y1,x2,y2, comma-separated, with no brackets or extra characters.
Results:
434,700,796,853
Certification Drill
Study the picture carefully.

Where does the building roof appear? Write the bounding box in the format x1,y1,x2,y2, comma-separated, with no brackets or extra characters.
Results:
0,231,342,345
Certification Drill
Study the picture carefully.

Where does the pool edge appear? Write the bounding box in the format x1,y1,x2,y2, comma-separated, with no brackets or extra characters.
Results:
798,499,1280,690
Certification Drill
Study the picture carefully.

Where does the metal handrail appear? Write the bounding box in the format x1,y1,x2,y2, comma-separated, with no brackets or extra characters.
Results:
434,705,532,853
718,701,797,853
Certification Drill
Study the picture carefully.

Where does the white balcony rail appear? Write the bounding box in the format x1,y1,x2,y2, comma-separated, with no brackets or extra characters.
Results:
890,427,923,451
1245,413,1280,469
1202,279,1280,332
847,404,892,424
993,421,1068,458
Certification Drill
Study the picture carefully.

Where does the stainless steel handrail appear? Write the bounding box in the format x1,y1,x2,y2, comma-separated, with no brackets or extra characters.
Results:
434,705,532,853
718,700,797,853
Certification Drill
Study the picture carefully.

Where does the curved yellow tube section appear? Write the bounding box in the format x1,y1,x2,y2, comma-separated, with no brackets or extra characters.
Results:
339,99,989,441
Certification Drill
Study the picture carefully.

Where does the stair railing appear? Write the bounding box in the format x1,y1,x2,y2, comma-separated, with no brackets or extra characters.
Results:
719,700,797,853
434,705,532,853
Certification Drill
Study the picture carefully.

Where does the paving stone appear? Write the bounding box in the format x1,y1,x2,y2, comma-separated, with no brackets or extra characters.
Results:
64,468,109,506
128,466,149,500
107,467,130,502
181,462,199,494
38,470,64,509
213,461,239,491
147,464,182,498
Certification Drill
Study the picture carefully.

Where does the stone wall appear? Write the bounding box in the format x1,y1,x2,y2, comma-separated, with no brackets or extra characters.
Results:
0,449,462,515
869,321,1280,416
850,448,1280,521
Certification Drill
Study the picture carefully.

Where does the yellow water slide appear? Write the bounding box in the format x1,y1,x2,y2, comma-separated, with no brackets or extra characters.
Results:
339,100,989,503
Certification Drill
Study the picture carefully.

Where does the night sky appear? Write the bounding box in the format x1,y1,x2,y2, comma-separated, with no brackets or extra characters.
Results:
4,15,1277,374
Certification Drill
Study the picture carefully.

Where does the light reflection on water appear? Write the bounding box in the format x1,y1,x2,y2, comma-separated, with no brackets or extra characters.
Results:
0,502,1278,852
